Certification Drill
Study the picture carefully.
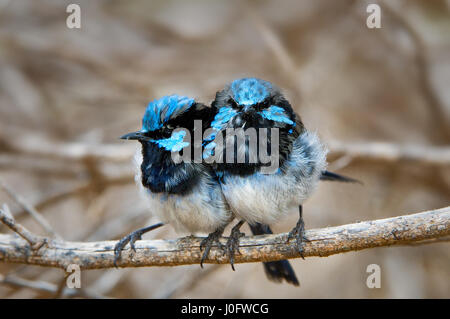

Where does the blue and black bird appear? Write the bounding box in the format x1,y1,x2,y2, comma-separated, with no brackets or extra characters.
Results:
115,94,303,286
204,78,357,280
114,95,233,266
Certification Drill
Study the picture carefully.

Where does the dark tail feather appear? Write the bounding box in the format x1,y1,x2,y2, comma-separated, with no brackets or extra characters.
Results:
320,170,362,184
261,260,300,286
249,223,300,286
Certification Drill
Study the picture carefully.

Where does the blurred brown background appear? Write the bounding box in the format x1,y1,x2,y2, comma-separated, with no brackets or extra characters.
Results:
0,0,449,298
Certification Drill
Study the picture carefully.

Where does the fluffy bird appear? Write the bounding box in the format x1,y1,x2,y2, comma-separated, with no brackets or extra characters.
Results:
114,95,233,266
204,78,357,273
115,94,302,286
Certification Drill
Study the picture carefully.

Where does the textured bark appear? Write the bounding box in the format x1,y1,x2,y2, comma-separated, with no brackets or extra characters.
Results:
0,206,449,270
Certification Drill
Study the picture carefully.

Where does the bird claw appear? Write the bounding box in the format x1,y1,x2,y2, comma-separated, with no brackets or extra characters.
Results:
287,217,308,259
114,232,141,267
200,228,225,268
129,233,142,253
227,221,245,271
113,223,164,267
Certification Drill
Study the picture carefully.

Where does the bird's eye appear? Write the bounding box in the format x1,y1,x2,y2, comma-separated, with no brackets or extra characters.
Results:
228,98,239,109
166,124,175,130
255,100,269,111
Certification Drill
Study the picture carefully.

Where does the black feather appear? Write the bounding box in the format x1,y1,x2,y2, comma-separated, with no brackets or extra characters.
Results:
249,223,300,286
320,170,362,184
211,91,302,178
139,102,216,194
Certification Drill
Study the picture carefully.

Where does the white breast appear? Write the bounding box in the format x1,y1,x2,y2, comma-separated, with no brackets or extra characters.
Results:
221,130,327,225
134,150,232,234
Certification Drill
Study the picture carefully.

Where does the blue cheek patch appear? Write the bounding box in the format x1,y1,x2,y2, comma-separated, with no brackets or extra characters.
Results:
231,78,271,105
152,130,190,152
259,105,294,125
210,107,237,131
204,106,237,159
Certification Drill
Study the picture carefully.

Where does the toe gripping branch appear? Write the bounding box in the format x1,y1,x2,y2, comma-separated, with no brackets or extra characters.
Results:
114,222,164,267
287,205,310,259
226,220,245,271
113,209,308,272
199,227,225,268
199,220,245,270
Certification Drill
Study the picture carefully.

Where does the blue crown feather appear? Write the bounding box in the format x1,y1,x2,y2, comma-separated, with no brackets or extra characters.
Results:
230,78,272,105
142,95,195,132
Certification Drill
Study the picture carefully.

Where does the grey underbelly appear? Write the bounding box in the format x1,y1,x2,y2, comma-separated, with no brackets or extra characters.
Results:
134,150,231,234
220,130,327,225
221,173,308,224
145,187,231,234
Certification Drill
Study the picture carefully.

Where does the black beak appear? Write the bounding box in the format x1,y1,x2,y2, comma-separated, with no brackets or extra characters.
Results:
120,131,145,140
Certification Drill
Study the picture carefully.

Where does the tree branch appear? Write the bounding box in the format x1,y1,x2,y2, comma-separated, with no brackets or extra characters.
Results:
380,1,450,142
0,204,47,249
327,140,450,166
0,180,60,239
3,127,450,166
0,273,106,298
0,206,448,269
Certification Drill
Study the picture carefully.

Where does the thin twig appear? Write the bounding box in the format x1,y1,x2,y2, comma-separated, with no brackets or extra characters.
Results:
10,175,132,222
0,206,448,269
0,180,60,239
53,272,69,299
243,2,302,103
1,131,135,162
4,131,449,167
155,265,222,299
0,204,46,249
327,154,355,171
245,4,297,80
0,273,106,298
379,1,450,142
327,140,450,166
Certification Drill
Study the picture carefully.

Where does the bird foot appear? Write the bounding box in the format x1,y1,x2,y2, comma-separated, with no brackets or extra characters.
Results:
200,228,225,268
286,218,309,259
114,223,164,267
226,220,245,271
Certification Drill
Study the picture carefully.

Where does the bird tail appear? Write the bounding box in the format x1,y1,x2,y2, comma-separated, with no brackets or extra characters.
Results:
249,223,300,286
320,170,362,184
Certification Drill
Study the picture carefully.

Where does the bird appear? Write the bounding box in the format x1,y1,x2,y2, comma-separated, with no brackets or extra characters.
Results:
204,77,358,274
114,94,234,267
115,94,301,286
